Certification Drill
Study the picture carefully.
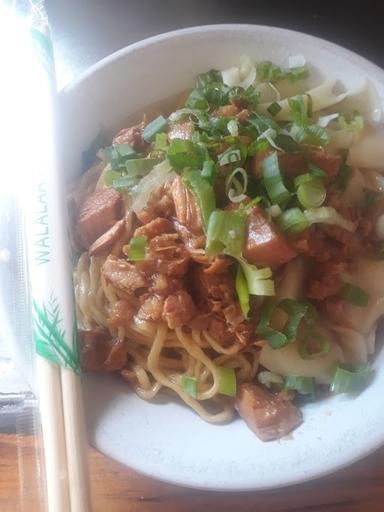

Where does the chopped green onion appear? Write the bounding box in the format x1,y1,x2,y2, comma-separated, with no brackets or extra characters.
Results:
142,115,167,142
267,101,282,116
257,371,284,389
330,364,372,394
124,158,157,176
299,333,330,359
185,89,208,110
276,208,309,235
337,113,364,133
292,124,330,147
104,169,124,187
217,366,237,397
205,210,246,257
274,134,300,153
182,169,216,229
285,375,314,395
247,139,270,156
154,132,168,150
239,259,275,296
257,127,282,151
181,375,198,398
104,143,138,169
127,236,147,261
217,147,242,166
227,119,239,136
169,108,210,129
304,207,355,232
295,175,326,209
201,160,217,184
262,152,292,205
305,93,313,118
256,299,313,349
308,162,326,178
225,167,248,203
167,139,205,170
111,175,138,190
288,95,308,126
341,283,370,307
235,265,250,318
287,66,309,82
247,111,279,137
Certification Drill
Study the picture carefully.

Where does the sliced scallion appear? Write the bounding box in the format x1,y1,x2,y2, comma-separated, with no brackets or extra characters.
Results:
167,139,205,170
201,160,217,184
225,167,248,203
127,236,147,261
304,207,355,232
295,175,326,209
217,147,242,167
217,366,237,397
267,101,282,116
285,375,314,395
262,152,291,206
235,264,250,318
330,364,372,394
154,132,168,150
205,210,246,257
142,115,167,142
181,375,198,398
239,260,275,296
276,208,309,235
182,169,216,229
341,283,370,307
256,299,313,349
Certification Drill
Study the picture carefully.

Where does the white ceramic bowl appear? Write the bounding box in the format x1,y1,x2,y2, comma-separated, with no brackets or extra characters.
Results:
60,25,384,491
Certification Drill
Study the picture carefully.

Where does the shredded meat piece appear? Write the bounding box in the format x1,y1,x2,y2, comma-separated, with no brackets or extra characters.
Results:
236,109,249,123
308,146,341,182
167,122,194,140
244,206,297,268
150,273,182,296
173,220,205,253
137,183,175,224
203,256,232,275
76,189,122,249
235,383,302,441
113,119,147,152
223,303,245,327
191,266,252,344
102,255,147,295
171,176,202,233
138,294,165,321
192,266,234,306
89,219,125,256
134,217,173,239
307,262,345,300
108,300,136,330
79,329,127,372
213,104,239,117
162,290,197,329
140,233,190,277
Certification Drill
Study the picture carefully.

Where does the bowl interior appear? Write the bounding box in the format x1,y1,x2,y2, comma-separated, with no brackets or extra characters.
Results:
60,25,384,490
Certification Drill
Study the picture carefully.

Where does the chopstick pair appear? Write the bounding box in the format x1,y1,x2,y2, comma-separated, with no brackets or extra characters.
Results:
12,3,92,511
37,360,90,512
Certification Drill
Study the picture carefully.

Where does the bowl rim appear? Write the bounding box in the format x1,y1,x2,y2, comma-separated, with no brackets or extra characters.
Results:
63,24,384,490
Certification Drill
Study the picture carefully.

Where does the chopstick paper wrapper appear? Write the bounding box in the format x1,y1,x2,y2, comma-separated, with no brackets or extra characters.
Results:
21,2,91,511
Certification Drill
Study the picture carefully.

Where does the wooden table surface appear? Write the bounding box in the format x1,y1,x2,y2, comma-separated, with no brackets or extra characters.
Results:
1,433,383,512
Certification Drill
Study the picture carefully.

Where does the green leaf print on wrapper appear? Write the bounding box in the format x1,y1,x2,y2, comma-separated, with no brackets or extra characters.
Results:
33,294,80,373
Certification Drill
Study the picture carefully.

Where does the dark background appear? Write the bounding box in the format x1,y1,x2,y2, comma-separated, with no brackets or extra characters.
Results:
47,0,383,87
